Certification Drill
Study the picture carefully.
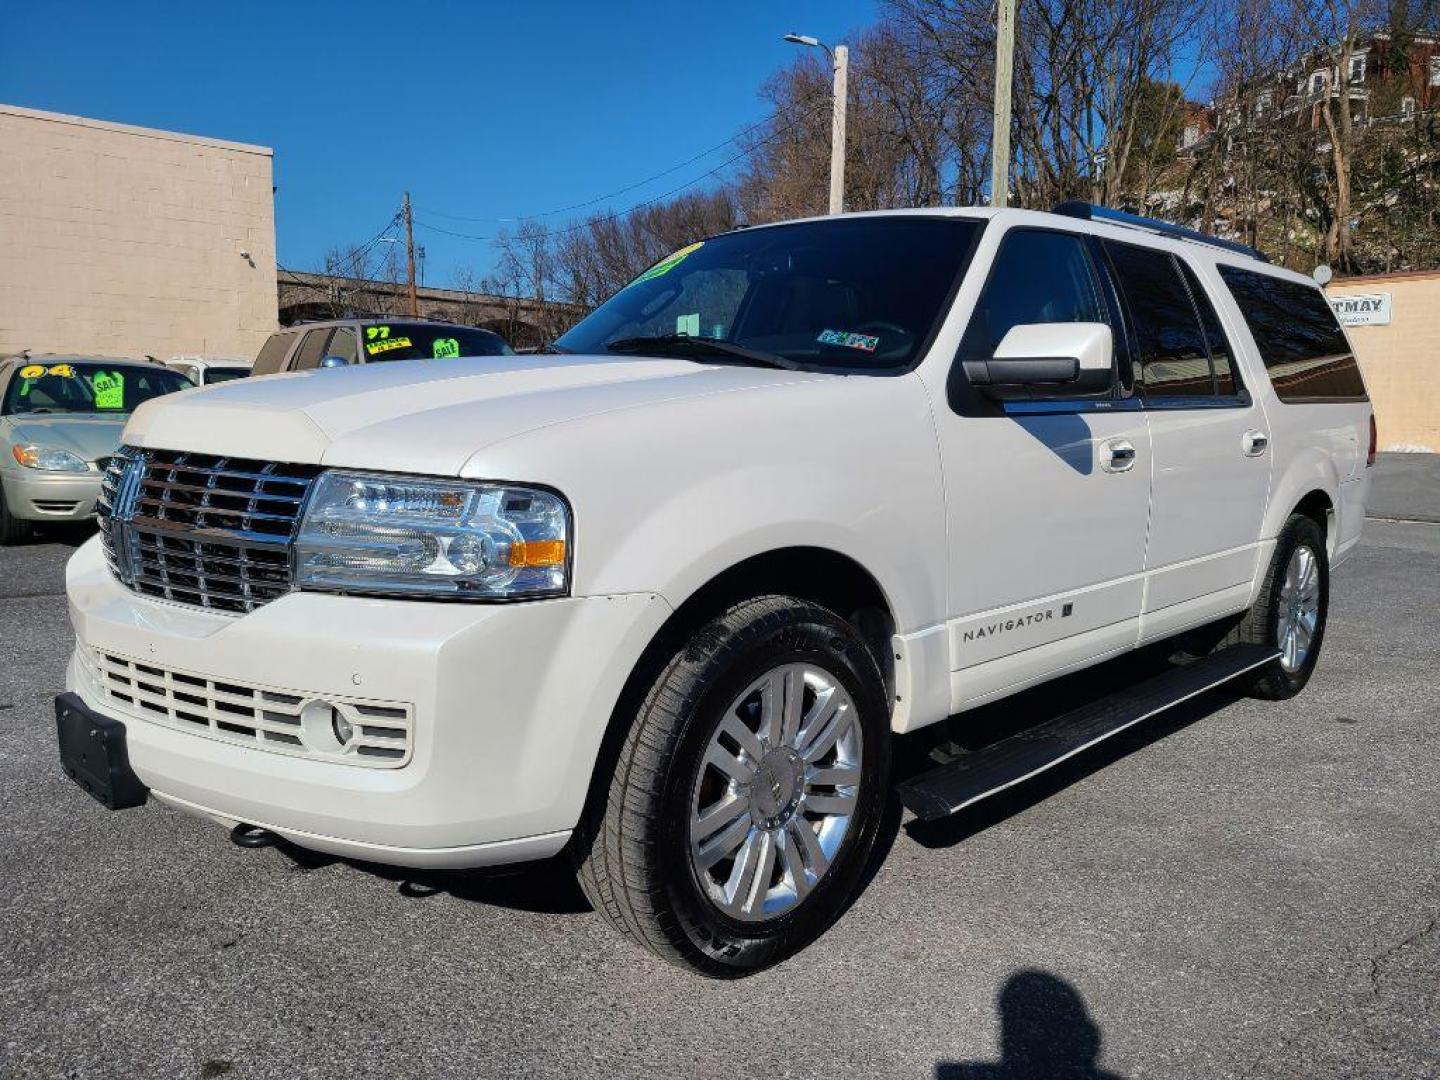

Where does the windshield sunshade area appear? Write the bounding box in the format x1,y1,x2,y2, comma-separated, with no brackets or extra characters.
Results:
555,215,984,371
2,362,192,417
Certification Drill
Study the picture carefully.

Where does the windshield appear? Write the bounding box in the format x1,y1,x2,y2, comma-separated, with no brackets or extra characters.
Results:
204,367,249,384
556,216,983,370
360,324,514,363
2,361,192,417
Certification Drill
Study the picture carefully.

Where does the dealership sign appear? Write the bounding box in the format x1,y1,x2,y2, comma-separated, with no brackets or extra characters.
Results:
1329,292,1391,326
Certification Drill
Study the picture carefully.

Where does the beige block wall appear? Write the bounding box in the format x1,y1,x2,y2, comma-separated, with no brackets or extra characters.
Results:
1327,272,1440,452
0,104,278,362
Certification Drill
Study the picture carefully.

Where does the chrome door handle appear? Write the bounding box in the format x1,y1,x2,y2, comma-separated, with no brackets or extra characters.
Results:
1243,430,1269,457
1100,438,1136,473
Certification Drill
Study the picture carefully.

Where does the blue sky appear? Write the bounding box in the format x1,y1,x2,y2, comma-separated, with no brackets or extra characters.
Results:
2,1,876,285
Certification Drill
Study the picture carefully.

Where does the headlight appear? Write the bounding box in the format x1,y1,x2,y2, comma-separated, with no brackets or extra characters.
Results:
295,471,570,600
11,444,90,472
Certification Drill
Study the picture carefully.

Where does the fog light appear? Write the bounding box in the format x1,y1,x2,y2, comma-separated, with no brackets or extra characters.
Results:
299,699,355,753
332,712,354,746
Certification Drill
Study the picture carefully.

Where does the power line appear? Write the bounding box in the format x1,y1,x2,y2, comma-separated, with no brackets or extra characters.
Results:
415,108,796,225
413,106,821,244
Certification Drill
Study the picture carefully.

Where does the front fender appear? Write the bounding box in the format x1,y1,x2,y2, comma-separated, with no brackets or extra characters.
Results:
466,373,950,635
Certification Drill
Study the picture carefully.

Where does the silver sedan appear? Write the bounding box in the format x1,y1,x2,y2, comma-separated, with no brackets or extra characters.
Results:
0,356,191,543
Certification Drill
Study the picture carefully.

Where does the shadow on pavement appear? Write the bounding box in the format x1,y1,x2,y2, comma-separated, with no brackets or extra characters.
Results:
24,522,95,548
267,840,593,914
937,969,1125,1079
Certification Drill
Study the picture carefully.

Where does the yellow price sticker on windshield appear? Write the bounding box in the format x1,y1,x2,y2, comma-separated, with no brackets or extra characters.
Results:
365,336,412,355
18,364,45,379
46,364,75,378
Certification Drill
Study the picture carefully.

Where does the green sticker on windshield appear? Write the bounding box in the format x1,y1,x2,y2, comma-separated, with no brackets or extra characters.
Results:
432,337,460,359
629,241,703,288
92,370,126,410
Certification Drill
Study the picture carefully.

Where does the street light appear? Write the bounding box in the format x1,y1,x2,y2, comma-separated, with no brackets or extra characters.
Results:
784,31,848,215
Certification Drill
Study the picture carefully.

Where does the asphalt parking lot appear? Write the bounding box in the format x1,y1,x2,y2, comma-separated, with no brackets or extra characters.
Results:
2,461,1437,1080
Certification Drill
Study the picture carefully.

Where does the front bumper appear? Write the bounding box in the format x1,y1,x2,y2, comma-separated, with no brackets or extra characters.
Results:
2,468,102,521
64,536,672,868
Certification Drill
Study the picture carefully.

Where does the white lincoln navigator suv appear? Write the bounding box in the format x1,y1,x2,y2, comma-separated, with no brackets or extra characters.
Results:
56,205,1374,975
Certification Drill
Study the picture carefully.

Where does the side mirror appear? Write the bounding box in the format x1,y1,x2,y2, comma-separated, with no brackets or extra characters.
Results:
319,355,350,369
966,322,1114,399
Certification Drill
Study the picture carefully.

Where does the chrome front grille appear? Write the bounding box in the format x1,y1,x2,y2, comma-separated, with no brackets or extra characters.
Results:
99,447,321,613
78,648,414,768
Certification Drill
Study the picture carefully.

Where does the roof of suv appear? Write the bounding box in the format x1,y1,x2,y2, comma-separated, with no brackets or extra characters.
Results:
735,203,1290,279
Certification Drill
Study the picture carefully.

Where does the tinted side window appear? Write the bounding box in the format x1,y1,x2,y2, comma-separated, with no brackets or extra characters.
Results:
959,229,1107,362
1217,267,1368,402
1104,241,1212,398
1179,262,1239,396
251,332,295,376
291,330,332,371
327,327,359,364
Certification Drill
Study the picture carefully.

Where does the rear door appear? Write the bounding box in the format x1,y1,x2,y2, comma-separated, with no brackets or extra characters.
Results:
1100,241,1272,640
288,329,333,372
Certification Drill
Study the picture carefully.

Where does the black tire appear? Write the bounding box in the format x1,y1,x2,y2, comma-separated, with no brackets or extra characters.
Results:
1232,514,1330,699
0,484,33,546
573,595,892,977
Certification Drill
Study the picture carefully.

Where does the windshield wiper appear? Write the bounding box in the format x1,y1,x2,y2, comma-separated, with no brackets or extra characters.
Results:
605,334,803,372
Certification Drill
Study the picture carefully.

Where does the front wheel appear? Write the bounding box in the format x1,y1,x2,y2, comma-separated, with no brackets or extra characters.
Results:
574,595,892,976
0,484,33,546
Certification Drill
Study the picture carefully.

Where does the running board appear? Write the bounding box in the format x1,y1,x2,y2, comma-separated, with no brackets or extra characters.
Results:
897,644,1281,821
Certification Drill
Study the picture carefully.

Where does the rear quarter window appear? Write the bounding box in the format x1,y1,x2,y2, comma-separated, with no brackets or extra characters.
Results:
1218,267,1368,402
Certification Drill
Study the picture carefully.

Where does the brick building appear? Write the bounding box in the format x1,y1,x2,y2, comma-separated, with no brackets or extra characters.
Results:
0,104,278,361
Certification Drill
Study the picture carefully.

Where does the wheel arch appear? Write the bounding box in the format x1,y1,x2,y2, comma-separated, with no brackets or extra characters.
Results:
1263,446,1341,557
572,545,901,848
1291,488,1337,556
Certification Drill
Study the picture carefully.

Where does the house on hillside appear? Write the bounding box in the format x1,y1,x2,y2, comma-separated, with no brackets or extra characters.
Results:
1179,29,1440,156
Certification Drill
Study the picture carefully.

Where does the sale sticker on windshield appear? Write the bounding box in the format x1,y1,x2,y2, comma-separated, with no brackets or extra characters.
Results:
630,242,703,288
432,337,460,359
817,329,879,353
366,336,412,356
92,370,126,410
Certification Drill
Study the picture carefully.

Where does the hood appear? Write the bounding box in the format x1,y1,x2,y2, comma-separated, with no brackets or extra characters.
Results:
124,353,823,475
1,413,129,463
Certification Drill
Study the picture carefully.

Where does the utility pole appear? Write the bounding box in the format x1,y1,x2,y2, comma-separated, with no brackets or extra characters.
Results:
990,0,1016,207
829,45,848,215
403,191,418,317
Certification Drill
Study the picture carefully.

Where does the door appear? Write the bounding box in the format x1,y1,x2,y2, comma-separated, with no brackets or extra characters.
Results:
1099,241,1271,639
933,227,1153,707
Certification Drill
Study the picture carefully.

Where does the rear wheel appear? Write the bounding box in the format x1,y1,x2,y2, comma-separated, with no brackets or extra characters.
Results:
574,595,892,976
1169,514,1329,699
1235,514,1330,699
0,484,32,546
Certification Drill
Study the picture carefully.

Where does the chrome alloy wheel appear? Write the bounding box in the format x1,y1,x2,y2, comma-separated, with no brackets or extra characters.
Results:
687,663,864,923
1277,544,1321,673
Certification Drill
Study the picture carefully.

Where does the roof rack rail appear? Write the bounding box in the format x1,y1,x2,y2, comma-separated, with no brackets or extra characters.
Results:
1051,201,1270,263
